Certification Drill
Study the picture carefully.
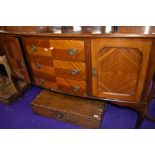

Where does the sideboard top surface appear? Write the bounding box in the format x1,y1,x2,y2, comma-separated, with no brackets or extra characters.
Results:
1,26,155,38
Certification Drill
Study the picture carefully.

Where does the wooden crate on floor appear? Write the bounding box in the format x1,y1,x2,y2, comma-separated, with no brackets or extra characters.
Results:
31,90,106,129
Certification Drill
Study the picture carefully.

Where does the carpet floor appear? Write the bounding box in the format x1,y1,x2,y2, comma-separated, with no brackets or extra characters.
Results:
0,85,155,129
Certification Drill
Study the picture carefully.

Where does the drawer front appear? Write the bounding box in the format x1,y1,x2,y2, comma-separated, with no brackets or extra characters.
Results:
49,40,84,51
29,55,86,81
56,77,86,96
50,40,85,62
33,72,86,96
29,55,53,66
29,55,54,74
24,38,85,61
25,38,51,56
53,60,86,80
33,71,56,83
27,46,52,57
35,78,58,90
31,63,55,75
52,48,85,62
5,26,36,32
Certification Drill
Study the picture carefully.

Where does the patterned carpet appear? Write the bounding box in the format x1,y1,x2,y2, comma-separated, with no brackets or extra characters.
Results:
0,85,155,129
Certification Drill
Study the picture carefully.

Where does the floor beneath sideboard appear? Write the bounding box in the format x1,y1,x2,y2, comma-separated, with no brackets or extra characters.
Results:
0,85,155,129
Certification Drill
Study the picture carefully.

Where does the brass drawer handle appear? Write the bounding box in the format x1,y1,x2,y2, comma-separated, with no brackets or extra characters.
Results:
92,68,97,77
68,48,77,55
55,113,64,120
72,86,80,92
71,69,79,75
63,116,70,122
39,78,45,84
35,63,41,69
30,45,37,52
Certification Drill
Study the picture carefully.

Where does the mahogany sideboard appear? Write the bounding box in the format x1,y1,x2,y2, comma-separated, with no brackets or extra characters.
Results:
0,26,155,128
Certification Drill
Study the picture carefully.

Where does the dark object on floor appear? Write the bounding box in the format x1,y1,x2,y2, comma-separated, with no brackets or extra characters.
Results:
0,80,27,104
0,55,27,104
31,90,106,128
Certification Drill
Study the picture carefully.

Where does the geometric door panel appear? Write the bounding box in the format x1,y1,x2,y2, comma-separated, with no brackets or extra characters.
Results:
98,47,142,95
91,38,152,102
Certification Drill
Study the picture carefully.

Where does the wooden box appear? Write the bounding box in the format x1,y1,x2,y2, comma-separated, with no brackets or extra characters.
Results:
31,90,106,128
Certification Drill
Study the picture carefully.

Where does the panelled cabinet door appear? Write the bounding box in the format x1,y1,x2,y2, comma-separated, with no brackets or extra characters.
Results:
4,37,30,83
91,38,152,102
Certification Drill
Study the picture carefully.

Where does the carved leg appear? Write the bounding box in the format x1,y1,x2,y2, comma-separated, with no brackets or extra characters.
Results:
143,75,155,122
135,106,147,129
110,101,148,128
146,115,155,122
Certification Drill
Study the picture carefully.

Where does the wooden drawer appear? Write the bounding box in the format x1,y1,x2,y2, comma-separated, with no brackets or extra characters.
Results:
5,26,36,32
29,55,53,66
56,77,86,96
24,38,51,57
29,55,54,74
33,71,86,96
33,70,56,82
52,48,85,62
31,90,106,128
35,78,58,90
36,77,86,97
50,39,85,62
53,60,86,80
24,38,85,61
31,63,55,75
29,55,86,81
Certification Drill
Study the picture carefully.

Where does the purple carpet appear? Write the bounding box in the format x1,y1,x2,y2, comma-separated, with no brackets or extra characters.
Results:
0,85,155,129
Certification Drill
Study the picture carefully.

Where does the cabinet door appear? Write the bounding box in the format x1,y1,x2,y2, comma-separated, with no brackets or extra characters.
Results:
4,37,30,83
91,38,152,102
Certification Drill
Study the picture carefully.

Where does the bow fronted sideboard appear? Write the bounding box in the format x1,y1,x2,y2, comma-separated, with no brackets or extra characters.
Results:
0,26,155,128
